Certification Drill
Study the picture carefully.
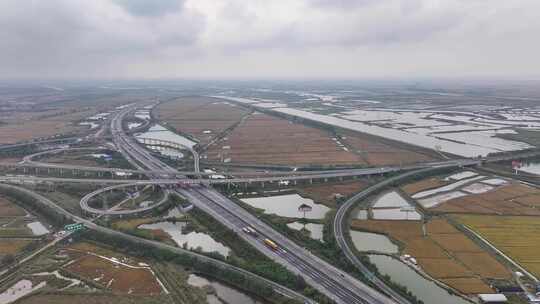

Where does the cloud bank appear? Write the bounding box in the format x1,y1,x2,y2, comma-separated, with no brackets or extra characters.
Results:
1,0,539,79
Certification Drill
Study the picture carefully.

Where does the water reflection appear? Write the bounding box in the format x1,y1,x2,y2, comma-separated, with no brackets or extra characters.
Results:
0,280,46,304
138,221,230,256
372,191,409,208
368,255,470,304
26,221,49,236
146,145,184,159
287,222,324,242
351,209,368,220
241,194,330,219
519,161,540,175
371,209,421,221
137,124,196,148
187,274,265,304
350,231,398,254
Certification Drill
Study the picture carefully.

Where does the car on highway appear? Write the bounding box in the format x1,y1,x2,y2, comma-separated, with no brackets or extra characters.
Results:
242,226,258,235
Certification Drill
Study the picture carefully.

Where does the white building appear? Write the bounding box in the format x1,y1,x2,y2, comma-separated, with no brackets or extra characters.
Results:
478,294,507,303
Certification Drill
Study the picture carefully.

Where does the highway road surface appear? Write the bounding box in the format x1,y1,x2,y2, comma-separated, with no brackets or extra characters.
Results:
333,167,451,304
0,182,315,304
182,185,397,304
109,103,399,304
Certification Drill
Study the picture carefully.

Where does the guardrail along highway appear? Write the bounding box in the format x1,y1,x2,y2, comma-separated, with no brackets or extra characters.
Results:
110,104,398,304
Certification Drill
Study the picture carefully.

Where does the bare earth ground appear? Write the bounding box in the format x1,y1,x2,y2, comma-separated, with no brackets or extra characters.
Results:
338,130,435,166
40,150,131,169
0,239,32,255
17,294,169,304
0,108,97,144
154,96,250,145
296,180,370,208
206,113,364,166
401,178,451,195
0,157,23,163
155,96,434,167
0,196,35,257
0,91,149,144
39,154,102,167
0,196,27,216
0,196,34,238
351,218,510,294
64,242,163,295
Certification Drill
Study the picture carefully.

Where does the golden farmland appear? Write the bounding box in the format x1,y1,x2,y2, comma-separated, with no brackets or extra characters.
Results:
456,215,540,279
351,218,511,294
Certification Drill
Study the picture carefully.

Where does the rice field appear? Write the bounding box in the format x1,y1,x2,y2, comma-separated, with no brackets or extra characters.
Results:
440,278,494,294
455,215,540,279
402,171,540,215
337,130,435,166
206,113,364,166
434,184,540,215
351,217,510,294
154,96,250,146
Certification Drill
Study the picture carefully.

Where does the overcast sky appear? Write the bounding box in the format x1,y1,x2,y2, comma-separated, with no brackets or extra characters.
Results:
1,0,539,80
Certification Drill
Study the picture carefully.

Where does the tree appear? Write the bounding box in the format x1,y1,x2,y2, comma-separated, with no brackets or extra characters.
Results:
294,274,307,290
1,254,15,266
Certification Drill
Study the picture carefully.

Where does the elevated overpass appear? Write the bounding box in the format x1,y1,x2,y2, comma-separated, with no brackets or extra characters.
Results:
0,183,316,304
110,103,400,304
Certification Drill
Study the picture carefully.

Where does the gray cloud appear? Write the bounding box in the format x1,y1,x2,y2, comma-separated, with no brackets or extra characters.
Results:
0,0,205,77
112,0,184,17
307,0,379,9
0,0,539,79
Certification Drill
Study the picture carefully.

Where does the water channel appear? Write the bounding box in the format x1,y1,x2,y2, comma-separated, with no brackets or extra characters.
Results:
368,255,471,304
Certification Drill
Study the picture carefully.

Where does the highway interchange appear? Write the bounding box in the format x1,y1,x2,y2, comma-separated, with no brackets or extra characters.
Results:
0,182,314,304
110,104,398,304
1,101,538,304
